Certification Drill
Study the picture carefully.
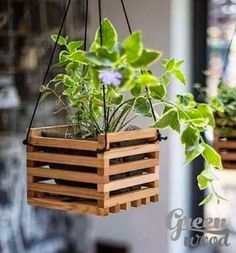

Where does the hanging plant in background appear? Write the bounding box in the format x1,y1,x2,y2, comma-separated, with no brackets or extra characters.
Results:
37,18,224,205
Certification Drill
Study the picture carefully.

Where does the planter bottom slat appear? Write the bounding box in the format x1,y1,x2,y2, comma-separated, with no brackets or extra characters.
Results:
27,126,160,216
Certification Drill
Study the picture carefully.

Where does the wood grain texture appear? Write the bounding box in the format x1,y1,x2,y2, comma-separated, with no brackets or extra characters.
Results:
28,167,107,184
28,197,108,216
27,152,102,167
28,183,104,200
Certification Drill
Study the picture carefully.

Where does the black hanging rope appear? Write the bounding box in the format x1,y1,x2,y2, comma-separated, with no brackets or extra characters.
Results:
83,0,89,51
120,0,167,142
98,0,109,152
219,24,236,85
23,0,72,145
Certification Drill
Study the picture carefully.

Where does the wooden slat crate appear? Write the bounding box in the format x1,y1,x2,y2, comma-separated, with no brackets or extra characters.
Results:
26,126,159,216
214,128,236,170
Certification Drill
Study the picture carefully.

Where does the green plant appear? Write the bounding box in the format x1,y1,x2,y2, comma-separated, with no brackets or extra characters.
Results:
210,82,236,128
40,18,224,205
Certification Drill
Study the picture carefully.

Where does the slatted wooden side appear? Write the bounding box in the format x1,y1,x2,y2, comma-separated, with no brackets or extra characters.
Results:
214,129,236,169
26,126,159,216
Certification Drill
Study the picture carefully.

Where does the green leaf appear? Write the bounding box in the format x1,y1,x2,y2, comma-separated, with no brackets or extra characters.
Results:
131,82,143,97
68,50,88,64
51,34,67,46
177,93,196,108
197,174,210,190
86,52,112,66
185,144,205,164
95,18,117,49
59,50,69,63
165,58,175,72
138,73,159,87
123,32,143,63
199,193,213,206
175,60,184,67
210,96,224,113
149,84,166,100
67,41,83,52
153,109,180,133
181,125,199,146
174,69,186,85
202,143,223,169
197,104,215,127
201,167,217,181
131,49,161,68
162,74,170,86
133,96,150,116
97,48,118,62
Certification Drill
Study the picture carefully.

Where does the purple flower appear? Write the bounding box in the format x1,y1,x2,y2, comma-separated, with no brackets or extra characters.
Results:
99,69,122,86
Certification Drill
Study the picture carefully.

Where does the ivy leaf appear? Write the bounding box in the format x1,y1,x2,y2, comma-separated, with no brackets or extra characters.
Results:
162,74,170,86
174,69,186,85
131,49,161,68
97,48,118,62
123,32,143,63
68,50,88,64
197,174,210,190
210,96,224,113
67,41,83,52
199,193,214,206
149,84,166,100
51,34,67,46
95,18,117,49
165,58,175,72
185,144,205,164
197,104,215,127
59,50,69,63
202,143,223,170
153,109,180,133
133,96,150,116
86,52,112,66
181,125,199,146
131,82,143,97
201,167,217,181
138,73,159,87
177,93,196,108
175,60,184,67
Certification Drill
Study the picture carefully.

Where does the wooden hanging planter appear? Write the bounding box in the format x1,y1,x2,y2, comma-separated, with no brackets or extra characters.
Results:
26,125,159,216
214,119,236,170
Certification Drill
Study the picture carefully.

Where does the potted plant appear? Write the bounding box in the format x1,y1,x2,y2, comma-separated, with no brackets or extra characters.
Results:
26,19,224,216
211,83,236,169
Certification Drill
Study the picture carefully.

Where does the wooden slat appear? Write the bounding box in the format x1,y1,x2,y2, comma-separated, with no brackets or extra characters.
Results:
151,195,159,202
28,197,108,216
131,199,142,207
28,167,107,184
120,202,131,210
29,136,99,151
109,204,121,213
107,159,158,176
28,183,104,200
104,143,159,159
105,188,158,208
223,162,236,169
221,153,236,161
216,141,236,149
103,173,157,192
99,128,157,143
141,197,150,205
27,152,102,167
